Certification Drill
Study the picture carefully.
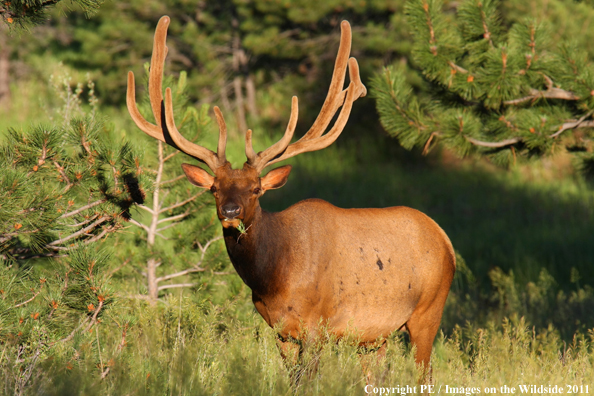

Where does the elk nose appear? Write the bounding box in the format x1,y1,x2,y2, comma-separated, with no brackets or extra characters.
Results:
221,204,241,219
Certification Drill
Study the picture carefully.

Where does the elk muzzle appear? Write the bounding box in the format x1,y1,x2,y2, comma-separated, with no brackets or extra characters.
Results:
220,203,243,228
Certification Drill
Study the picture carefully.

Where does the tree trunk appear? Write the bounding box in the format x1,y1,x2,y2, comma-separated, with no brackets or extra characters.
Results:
219,79,233,116
245,73,257,119
147,258,159,303
232,37,247,135
145,141,164,305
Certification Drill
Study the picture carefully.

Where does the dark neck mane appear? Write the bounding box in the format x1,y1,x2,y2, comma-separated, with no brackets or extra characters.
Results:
222,208,287,297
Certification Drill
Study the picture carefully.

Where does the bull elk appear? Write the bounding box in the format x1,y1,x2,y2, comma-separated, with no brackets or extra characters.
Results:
127,16,456,374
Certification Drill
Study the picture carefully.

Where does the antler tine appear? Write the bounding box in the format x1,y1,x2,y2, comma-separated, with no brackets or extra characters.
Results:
213,107,228,165
127,15,228,172
249,96,299,171
148,16,169,126
126,16,170,140
163,88,220,170
245,129,257,164
250,21,366,170
248,22,353,172
266,58,366,167
297,20,352,141
127,72,164,142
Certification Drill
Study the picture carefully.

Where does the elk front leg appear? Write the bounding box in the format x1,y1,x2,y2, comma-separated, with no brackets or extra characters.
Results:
276,335,324,386
358,340,387,385
276,337,302,386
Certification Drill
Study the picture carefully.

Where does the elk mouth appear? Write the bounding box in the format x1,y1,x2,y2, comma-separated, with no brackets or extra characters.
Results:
221,217,242,229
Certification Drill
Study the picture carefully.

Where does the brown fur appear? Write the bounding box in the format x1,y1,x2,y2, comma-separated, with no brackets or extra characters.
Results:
183,162,456,370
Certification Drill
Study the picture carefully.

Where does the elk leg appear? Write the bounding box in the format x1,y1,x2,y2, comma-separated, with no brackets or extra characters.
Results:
276,337,304,386
358,340,387,385
405,311,442,383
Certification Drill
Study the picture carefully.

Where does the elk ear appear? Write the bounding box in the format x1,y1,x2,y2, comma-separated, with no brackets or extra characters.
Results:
261,165,292,191
181,163,214,189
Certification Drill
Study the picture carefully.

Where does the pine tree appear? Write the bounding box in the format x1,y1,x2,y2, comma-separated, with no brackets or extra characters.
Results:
0,117,147,260
0,77,145,394
0,0,102,27
125,71,223,304
371,0,594,175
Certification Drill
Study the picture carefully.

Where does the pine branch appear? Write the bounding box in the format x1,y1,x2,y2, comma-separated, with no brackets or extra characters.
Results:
128,217,150,232
466,136,521,148
156,222,181,233
160,174,186,186
48,216,110,247
504,87,579,105
13,289,41,308
156,267,206,283
157,283,197,291
157,211,190,224
61,200,107,219
159,192,204,214
550,112,594,138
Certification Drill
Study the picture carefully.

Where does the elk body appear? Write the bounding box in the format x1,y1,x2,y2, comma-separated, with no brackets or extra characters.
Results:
127,16,456,372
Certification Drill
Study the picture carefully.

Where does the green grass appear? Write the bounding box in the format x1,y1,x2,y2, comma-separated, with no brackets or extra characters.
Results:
22,298,593,396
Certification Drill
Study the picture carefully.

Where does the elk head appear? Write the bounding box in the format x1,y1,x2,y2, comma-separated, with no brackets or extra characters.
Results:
127,16,366,230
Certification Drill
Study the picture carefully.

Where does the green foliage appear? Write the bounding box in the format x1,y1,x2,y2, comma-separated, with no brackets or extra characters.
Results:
0,245,119,396
0,116,148,260
0,0,102,28
372,0,594,172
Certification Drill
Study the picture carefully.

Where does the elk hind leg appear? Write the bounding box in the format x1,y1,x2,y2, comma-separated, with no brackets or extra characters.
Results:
405,312,442,383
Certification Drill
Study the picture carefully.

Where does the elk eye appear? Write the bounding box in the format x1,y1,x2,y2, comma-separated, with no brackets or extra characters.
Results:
253,188,261,195
210,186,217,193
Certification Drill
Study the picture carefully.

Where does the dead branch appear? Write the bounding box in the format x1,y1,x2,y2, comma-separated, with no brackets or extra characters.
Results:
66,214,99,227
128,217,150,232
157,283,197,291
106,259,130,279
82,300,104,333
448,61,468,74
136,204,154,215
156,266,207,283
157,211,190,224
504,87,579,105
159,192,204,214
549,115,594,138
162,150,181,162
54,160,73,190
61,199,106,219
465,136,521,148
160,174,186,186
13,289,41,308
48,216,110,246
156,221,181,233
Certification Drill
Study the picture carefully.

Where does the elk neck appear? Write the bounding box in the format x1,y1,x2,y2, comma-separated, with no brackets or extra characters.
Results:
221,205,288,297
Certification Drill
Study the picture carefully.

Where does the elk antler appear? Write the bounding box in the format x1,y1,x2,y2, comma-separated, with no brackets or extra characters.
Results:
245,21,367,172
126,15,228,171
